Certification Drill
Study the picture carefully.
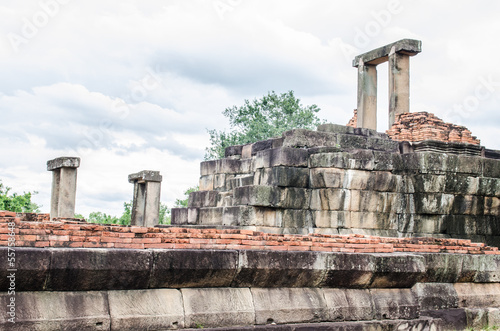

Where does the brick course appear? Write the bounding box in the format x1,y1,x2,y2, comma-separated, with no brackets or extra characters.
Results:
1,214,497,255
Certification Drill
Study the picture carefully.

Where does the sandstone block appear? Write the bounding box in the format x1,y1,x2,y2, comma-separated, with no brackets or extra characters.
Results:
199,175,214,191
108,289,184,330
310,188,348,211
322,254,375,288
322,289,350,321
255,148,308,169
412,283,458,311
483,158,500,178
370,253,425,288
252,137,284,155
317,123,355,134
251,288,327,325
343,170,372,190
373,151,394,171
337,134,368,149
312,210,347,228
182,288,255,329
225,145,243,158
345,212,397,230
457,155,483,175
233,250,328,288
256,166,309,187
229,174,254,189
200,160,217,176
188,190,219,208
309,151,374,170
149,250,238,288
454,283,500,308
309,168,344,188
478,177,500,196
367,137,399,152
46,248,152,291
0,291,110,330
370,288,419,320
413,193,454,214
282,129,338,149
282,209,313,229
198,207,224,225
170,208,188,225
343,289,375,320
484,197,500,216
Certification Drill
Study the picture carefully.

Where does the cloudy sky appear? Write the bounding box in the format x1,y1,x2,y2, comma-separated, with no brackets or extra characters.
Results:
1,0,500,217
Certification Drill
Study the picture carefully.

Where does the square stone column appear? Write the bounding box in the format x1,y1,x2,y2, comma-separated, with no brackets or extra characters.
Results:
357,61,378,130
389,49,410,127
128,170,162,227
47,157,80,219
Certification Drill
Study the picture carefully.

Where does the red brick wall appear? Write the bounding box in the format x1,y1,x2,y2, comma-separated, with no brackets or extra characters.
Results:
1,213,497,255
386,112,480,145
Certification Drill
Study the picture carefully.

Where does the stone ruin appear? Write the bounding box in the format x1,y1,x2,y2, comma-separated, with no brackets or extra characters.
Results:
1,39,500,330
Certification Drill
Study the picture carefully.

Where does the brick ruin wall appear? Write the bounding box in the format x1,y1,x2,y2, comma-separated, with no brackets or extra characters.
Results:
172,124,500,248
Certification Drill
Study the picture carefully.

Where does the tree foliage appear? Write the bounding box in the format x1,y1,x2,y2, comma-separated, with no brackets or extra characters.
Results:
0,180,40,213
86,201,170,225
205,90,323,160
174,186,199,208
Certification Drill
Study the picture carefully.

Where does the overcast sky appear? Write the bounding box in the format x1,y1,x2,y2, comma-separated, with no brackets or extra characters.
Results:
1,0,500,217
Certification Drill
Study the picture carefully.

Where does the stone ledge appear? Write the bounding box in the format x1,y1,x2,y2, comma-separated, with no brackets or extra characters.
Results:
2,247,499,292
128,170,162,183
353,39,422,67
46,156,80,171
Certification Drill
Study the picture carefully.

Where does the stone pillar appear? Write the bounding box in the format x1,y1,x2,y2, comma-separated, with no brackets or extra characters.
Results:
389,48,410,127
47,157,80,219
357,61,378,130
128,170,162,227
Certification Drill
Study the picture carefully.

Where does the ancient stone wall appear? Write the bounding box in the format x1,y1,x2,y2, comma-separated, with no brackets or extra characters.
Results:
171,124,500,247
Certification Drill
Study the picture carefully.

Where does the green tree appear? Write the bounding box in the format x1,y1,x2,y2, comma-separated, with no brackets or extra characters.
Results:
0,180,41,213
205,90,323,160
174,186,199,208
86,200,170,225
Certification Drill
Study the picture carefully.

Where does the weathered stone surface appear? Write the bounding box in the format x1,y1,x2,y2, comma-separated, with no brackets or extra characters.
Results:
255,166,309,187
309,168,344,188
251,288,327,325
282,209,313,229
229,174,254,189
46,248,152,291
366,137,399,152
370,254,425,288
198,207,224,225
255,148,309,169
0,247,50,291
345,212,397,231
128,170,162,183
233,251,328,288
0,291,110,330
412,283,459,311
353,38,421,67
170,207,188,224
252,138,284,155
475,254,500,283
225,145,243,158
321,254,375,288
343,289,375,320
282,129,338,149
421,308,467,331
149,249,238,288
47,156,80,171
454,283,500,308
337,134,368,150
182,288,255,329
234,186,310,209
310,189,347,211
108,289,184,330
309,151,374,170
313,210,347,228
419,253,463,283
370,288,419,320
188,190,219,208
483,158,500,178
322,289,350,322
